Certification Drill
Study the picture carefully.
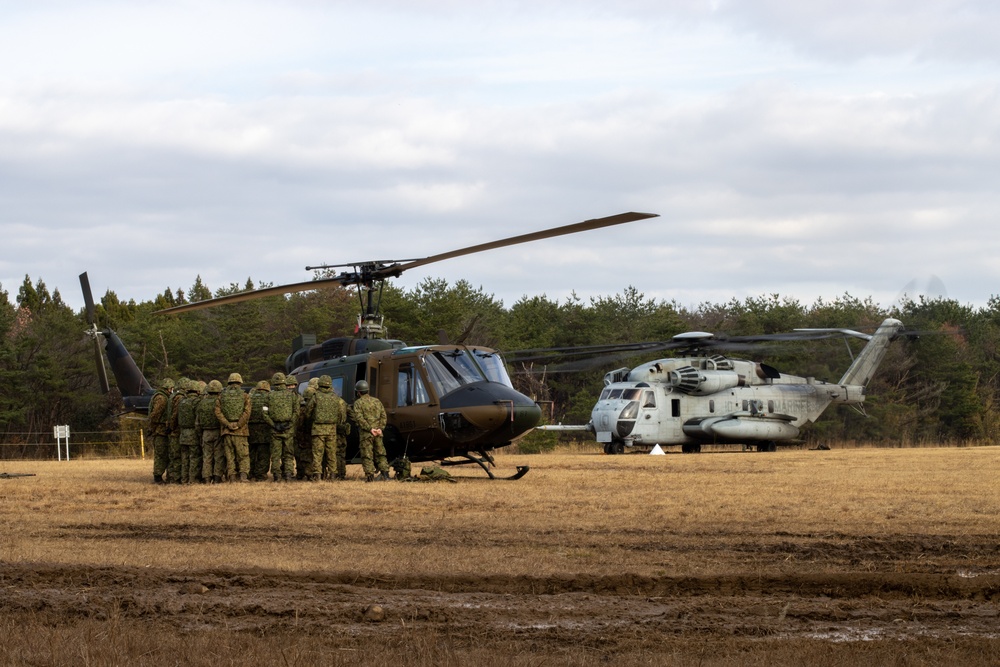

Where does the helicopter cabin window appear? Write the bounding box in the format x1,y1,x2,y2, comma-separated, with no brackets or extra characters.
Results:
472,350,514,388
767,400,774,413
397,364,429,407
642,391,655,408
742,399,749,411
671,398,680,418
422,350,487,397
709,399,715,413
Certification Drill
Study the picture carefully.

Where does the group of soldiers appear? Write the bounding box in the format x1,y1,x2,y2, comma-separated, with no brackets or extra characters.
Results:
146,371,395,484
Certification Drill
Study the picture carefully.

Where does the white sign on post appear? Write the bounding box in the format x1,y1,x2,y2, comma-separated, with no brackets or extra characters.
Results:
53,425,70,461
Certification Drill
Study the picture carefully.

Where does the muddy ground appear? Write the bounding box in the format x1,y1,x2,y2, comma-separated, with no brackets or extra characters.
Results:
2,555,997,659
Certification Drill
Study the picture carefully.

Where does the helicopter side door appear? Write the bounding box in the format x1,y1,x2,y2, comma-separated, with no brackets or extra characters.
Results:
383,359,438,458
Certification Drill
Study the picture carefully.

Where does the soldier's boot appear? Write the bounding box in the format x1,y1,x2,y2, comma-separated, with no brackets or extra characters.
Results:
238,472,248,482
365,473,375,483
377,471,390,482
153,474,164,485
284,472,295,482
334,474,346,481
272,473,282,482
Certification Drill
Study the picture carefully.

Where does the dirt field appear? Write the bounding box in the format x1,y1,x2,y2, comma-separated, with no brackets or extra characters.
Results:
0,447,998,665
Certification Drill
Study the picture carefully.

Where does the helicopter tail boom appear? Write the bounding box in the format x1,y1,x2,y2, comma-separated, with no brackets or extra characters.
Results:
837,318,904,387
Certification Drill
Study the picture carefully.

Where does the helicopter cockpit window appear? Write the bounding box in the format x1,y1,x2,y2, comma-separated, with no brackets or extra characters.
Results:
472,350,515,388
642,391,655,408
397,364,429,407
622,388,641,401
423,350,487,396
600,389,611,400
609,389,623,399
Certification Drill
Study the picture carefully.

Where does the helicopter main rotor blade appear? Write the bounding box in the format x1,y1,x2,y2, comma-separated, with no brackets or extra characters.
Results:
379,211,658,277
155,277,344,315
156,211,658,315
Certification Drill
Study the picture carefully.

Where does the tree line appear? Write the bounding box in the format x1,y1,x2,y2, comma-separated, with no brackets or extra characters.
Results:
2,273,998,451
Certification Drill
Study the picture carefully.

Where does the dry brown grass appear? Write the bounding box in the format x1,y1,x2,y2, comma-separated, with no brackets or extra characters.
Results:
1,446,998,665
2,447,996,576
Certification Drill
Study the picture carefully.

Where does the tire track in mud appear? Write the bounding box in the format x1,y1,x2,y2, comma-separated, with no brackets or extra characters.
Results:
1,562,998,647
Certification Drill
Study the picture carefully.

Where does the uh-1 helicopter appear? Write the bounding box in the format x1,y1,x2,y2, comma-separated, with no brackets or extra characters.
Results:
81,211,659,478
517,318,906,453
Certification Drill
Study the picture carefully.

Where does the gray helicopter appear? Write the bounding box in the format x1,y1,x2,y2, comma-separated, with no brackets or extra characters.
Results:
533,318,904,453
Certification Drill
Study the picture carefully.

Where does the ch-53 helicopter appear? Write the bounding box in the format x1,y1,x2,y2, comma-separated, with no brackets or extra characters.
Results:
520,318,905,453
81,211,659,477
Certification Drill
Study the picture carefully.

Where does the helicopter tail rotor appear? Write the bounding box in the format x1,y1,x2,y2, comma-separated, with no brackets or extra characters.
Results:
79,272,110,394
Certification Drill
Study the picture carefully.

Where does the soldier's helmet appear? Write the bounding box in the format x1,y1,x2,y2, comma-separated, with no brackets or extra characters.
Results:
227,372,243,385
285,374,298,387
308,377,319,387
355,380,369,394
161,378,175,390
271,372,286,386
256,380,270,391
319,375,333,388
207,379,224,394
178,376,190,389
197,380,207,394
187,380,199,393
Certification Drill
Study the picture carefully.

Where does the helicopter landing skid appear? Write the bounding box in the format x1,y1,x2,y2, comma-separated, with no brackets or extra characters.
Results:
440,453,530,480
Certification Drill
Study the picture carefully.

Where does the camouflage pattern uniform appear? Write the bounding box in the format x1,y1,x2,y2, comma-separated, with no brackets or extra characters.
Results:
350,381,389,481
248,380,272,481
334,392,350,479
295,377,319,480
176,380,201,484
304,375,342,482
264,373,299,481
190,380,208,482
148,378,174,484
215,373,252,482
167,377,187,483
197,380,224,483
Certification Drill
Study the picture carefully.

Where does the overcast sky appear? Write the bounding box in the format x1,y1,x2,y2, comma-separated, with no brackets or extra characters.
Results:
2,1,999,317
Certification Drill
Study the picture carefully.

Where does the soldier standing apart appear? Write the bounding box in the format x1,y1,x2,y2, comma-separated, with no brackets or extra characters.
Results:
216,373,252,482
197,380,224,483
167,377,187,483
295,377,319,480
148,378,174,484
304,375,342,482
264,373,299,482
350,380,390,482
248,380,272,481
176,380,201,484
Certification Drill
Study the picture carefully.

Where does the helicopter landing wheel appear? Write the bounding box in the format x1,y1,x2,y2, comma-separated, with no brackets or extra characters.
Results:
606,441,624,455
681,443,701,454
759,441,777,452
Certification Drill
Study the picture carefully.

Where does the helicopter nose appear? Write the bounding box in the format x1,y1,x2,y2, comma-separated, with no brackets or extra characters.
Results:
438,382,542,442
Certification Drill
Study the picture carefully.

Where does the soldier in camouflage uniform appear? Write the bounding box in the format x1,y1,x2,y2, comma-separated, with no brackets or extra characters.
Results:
148,378,174,484
189,381,207,483
349,380,389,482
295,377,319,480
167,377,187,483
304,375,342,482
263,372,299,482
248,380,272,481
334,388,350,480
176,380,201,484
197,380,224,483
215,372,252,482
